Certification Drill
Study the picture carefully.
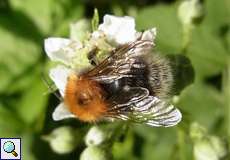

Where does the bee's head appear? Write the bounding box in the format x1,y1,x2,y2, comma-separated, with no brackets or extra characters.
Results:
64,74,108,122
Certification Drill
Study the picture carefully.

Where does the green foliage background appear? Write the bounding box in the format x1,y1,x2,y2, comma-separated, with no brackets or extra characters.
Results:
0,0,229,159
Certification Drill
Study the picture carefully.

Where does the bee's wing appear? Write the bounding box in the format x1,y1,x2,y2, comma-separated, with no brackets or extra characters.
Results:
109,87,150,105
107,87,182,127
84,40,153,83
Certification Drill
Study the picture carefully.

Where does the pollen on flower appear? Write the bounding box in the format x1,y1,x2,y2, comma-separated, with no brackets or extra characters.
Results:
64,74,108,122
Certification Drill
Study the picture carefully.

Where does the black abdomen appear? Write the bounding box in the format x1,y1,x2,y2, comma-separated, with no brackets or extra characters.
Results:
101,53,173,99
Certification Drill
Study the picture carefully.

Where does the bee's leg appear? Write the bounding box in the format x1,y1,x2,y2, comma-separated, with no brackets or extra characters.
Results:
87,47,99,66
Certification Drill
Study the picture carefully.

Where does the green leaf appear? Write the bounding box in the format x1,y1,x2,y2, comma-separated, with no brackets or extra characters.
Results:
204,0,230,32
112,131,137,160
18,71,49,125
187,25,228,78
11,0,53,35
136,1,229,78
178,82,224,129
136,4,183,54
141,140,175,160
186,0,229,78
50,0,84,36
0,25,41,93
0,104,24,137
135,127,179,160
227,30,230,52
21,133,37,160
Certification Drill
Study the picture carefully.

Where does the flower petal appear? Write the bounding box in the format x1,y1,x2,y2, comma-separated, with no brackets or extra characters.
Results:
98,15,137,45
52,103,76,121
44,37,82,65
70,19,91,42
49,65,72,96
141,28,157,42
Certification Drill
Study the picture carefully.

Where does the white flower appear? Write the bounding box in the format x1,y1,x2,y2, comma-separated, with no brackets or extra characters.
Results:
85,126,107,146
44,15,157,67
190,123,227,160
97,14,156,45
178,0,204,25
98,15,137,45
193,137,227,160
49,65,76,121
49,65,72,96
70,19,91,42
141,28,157,42
44,14,157,121
52,103,76,121
80,146,111,160
44,38,82,65
42,126,78,154
194,140,219,160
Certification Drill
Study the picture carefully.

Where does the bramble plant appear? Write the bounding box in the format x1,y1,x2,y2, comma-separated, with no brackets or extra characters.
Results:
0,0,229,160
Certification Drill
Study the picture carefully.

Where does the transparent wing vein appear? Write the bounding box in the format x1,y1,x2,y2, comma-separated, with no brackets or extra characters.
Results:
108,91,182,127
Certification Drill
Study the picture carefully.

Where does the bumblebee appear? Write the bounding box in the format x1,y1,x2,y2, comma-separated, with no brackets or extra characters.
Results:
63,38,181,127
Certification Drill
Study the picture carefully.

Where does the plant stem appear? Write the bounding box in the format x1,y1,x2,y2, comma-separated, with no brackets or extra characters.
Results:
178,129,186,160
181,24,193,55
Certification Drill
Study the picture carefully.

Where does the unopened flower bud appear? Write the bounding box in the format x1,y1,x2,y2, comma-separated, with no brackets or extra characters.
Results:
80,146,111,160
194,139,218,160
209,136,227,159
172,95,180,104
85,126,108,146
190,122,206,141
42,126,79,154
190,123,227,160
178,0,204,26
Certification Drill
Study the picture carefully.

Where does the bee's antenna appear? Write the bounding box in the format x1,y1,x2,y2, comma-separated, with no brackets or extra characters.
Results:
41,73,63,101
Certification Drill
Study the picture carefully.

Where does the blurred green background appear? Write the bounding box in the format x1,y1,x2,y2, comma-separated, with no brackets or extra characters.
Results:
0,0,229,159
